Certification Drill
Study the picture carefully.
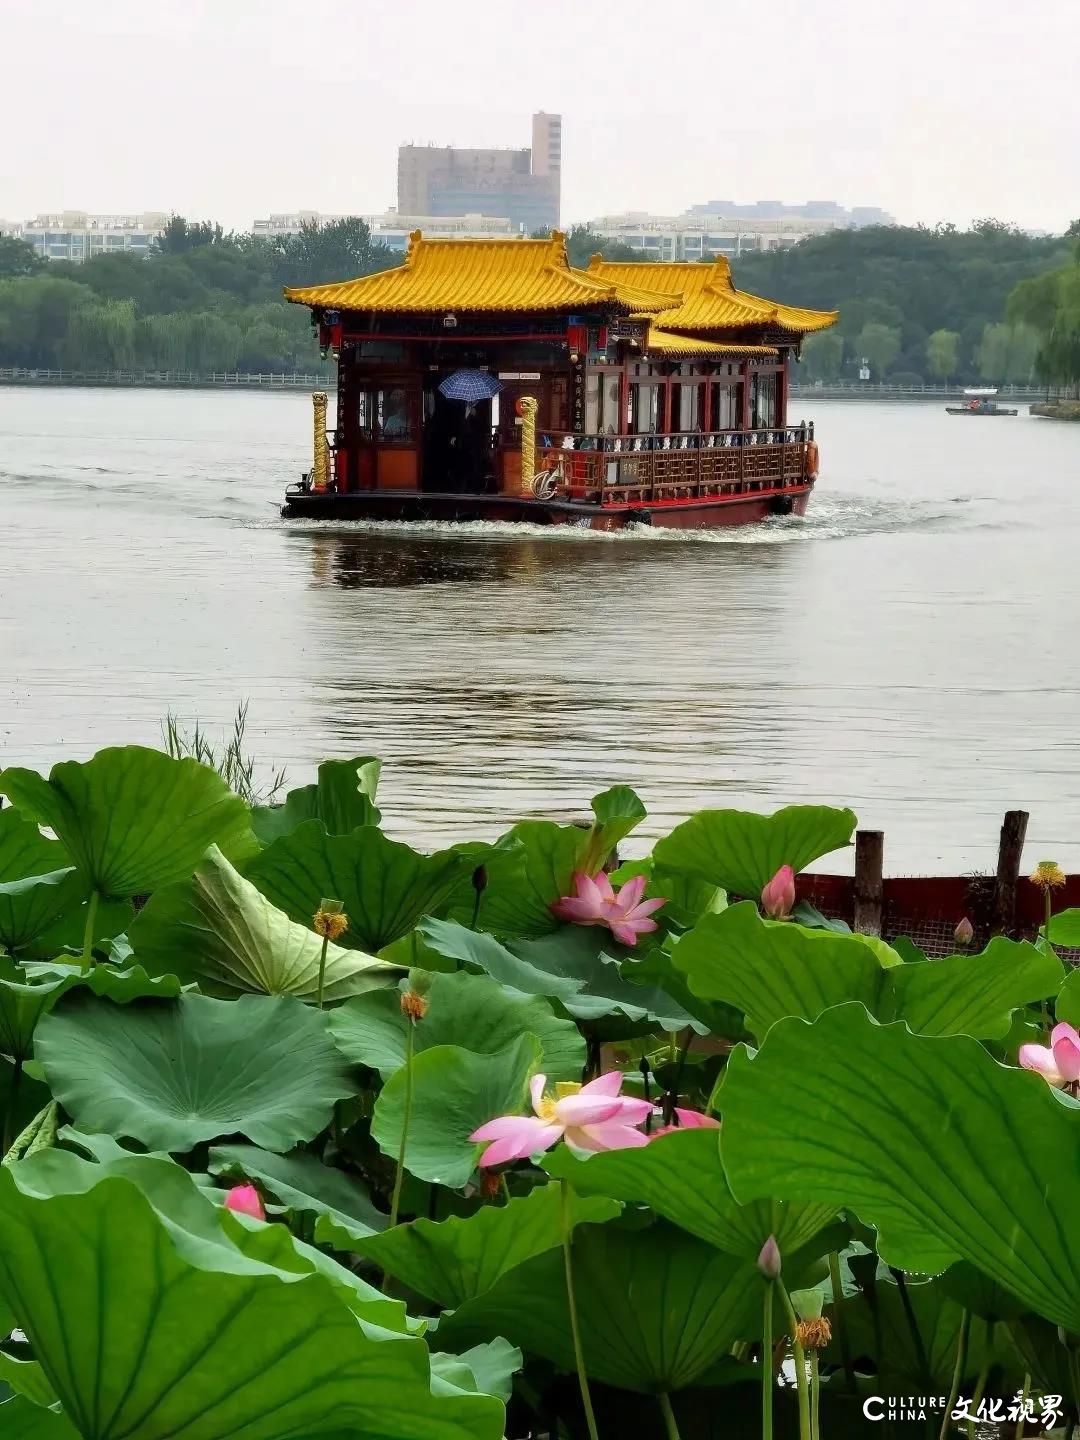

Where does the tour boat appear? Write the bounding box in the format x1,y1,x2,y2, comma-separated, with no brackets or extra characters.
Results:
945,387,1018,417
281,232,837,531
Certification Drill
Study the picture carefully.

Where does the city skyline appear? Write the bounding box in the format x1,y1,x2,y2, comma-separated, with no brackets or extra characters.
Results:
3,0,1076,236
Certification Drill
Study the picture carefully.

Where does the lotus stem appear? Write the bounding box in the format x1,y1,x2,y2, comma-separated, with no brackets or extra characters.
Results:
663,1028,693,1125
893,1267,932,1389
388,1022,415,1228
762,1283,775,1440
1068,1347,1080,1433
810,1352,821,1440
316,934,330,1010
1013,1373,1030,1439
965,1322,993,1440
658,1391,681,1440
778,1282,812,1440
940,1308,970,1440
80,889,100,971
1044,889,1055,1033
828,1251,855,1391
560,1178,600,1440
500,1174,511,1205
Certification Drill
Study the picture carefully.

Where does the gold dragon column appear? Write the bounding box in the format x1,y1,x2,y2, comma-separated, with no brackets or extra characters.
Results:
311,391,329,492
518,396,537,497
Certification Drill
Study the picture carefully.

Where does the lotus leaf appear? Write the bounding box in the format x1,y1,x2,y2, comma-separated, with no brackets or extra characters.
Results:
329,968,584,1080
0,1397,78,1439
1056,965,1080,1026
353,1183,621,1305
129,845,400,1001
420,918,695,1031
676,903,1060,1041
245,821,475,952
0,809,69,886
719,1004,1080,1331
429,1340,521,1403
371,1035,541,1189
36,992,355,1152
1046,908,1080,947
438,1216,760,1393
652,803,857,898
579,785,647,869
445,823,582,938
0,1153,503,1440
0,747,257,898
208,1143,386,1237
545,1131,836,1262
0,958,181,1063
251,756,382,843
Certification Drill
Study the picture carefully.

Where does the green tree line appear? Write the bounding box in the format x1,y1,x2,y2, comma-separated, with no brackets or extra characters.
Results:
1,215,1078,383
0,217,397,373
731,219,1077,385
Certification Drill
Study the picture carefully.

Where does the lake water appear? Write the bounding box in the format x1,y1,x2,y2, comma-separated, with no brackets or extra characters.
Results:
1,384,1077,874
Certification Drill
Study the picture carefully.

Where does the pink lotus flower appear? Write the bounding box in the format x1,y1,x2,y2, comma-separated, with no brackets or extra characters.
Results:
551,871,665,947
1019,1022,1080,1088
224,1183,265,1220
470,1071,659,1167
761,865,796,919
650,1106,721,1140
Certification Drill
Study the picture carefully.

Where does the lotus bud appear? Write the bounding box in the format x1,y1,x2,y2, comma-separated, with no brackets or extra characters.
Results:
761,865,796,920
471,864,488,894
953,916,974,947
313,897,349,941
224,1183,265,1221
1030,860,1066,892
757,1234,782,1280
400,989,429,1024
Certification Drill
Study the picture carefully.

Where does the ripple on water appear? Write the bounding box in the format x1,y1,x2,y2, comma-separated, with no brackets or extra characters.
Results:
3,389,1080,874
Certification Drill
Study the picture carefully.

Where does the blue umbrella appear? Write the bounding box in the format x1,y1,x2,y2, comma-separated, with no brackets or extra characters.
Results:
438,369,501,402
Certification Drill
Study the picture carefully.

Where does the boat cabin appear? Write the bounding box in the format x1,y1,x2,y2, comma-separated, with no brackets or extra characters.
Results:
282,231,837,529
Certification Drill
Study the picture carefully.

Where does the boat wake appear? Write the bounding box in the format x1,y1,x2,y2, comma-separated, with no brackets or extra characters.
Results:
268,491,971,545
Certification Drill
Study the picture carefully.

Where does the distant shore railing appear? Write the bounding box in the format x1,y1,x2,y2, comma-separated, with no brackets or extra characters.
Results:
0,368,335,389
790,380,1064,401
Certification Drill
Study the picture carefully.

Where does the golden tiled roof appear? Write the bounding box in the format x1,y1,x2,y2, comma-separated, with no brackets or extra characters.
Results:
284,231,678,315
644,326,778,359
588,257,837,336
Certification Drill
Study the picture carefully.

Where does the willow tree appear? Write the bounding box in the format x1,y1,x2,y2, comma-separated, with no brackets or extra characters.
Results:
1008,255,1080,391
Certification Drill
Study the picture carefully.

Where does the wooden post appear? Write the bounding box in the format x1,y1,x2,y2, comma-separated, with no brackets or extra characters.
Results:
853,829,884,936
992,810,1029,936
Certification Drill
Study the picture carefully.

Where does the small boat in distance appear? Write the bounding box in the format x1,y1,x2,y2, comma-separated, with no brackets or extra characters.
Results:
946,388,1018,417
280,232,837,531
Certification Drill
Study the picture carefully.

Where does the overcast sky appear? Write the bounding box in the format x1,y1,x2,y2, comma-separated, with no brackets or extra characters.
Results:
3,0,1077,234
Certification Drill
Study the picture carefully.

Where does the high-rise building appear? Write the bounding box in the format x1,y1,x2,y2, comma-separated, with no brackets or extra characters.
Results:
397,112,560,233
251,210,517,252
586,200,896,261
10,211,168,262
684,199,894,227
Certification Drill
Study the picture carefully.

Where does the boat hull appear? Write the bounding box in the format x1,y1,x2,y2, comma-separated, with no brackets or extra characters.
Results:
281,483,814,532
944,407,1018,416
